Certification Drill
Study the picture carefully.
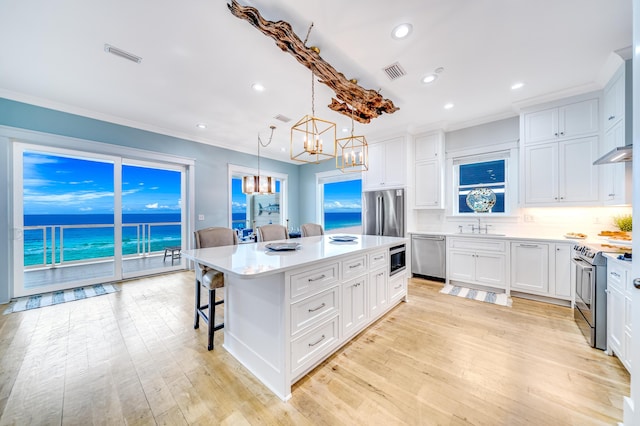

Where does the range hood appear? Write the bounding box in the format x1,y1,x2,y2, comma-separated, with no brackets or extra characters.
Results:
593,145,633,165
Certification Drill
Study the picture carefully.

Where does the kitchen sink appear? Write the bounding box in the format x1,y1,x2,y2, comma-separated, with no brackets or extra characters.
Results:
456,232,506,237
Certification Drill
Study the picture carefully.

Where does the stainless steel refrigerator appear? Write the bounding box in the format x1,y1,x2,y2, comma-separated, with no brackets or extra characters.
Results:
362,189,405,237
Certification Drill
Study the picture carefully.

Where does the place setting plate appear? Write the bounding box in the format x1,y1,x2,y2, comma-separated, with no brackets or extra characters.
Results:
329,235,358,242
265,242,301,252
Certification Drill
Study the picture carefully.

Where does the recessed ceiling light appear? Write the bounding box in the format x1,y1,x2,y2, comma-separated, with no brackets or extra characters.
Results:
444,103,454,110
196,123,207,129
392,23,413,39
342,127,349,133
511,82,525,90
251,83,265,92
280,147,286,152
422,74,438,84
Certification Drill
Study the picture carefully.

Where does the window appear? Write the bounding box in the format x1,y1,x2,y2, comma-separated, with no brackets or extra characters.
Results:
316,170,362,232
230,176,281,231
323,180,362,231
454,155,508,214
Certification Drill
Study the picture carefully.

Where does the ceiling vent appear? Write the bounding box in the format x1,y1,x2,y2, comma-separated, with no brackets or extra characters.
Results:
104,44,142,64
274,114,291,123
383,62,406,80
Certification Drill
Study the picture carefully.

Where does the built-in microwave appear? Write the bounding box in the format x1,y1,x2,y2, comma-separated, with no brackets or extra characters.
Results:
389,244,406,276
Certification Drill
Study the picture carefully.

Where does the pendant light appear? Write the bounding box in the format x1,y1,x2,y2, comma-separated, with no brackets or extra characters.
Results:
242,126,277,194
290,68,337,163
336,105,368,173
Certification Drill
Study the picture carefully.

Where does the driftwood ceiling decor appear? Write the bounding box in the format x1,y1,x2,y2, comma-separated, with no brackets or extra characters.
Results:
227,0,399,124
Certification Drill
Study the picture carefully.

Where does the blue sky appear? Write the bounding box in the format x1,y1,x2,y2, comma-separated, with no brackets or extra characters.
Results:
231,178,361,214
23,152,181,215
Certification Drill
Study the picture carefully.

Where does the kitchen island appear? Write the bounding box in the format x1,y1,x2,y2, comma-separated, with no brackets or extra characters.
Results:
181,234,409,400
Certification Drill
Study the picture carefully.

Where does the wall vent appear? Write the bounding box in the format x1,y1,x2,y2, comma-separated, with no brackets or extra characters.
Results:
274,114,291,123
104,44,142,64
383,62,406,80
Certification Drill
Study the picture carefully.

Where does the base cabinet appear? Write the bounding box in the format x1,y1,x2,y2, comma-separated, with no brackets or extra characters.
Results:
606,257,632,372
342,275,368,338
447,237,507,290
509,242,572,301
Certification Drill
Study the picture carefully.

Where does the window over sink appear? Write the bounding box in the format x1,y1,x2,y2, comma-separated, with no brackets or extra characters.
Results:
453,152,510,215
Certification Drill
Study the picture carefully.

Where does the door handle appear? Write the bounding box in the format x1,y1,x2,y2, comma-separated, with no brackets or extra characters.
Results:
634,278,640,289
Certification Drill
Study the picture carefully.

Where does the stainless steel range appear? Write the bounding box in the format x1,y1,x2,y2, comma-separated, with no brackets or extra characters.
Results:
572,243,608,350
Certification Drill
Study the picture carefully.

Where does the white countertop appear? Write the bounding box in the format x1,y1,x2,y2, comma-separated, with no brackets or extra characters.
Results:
604,252,633,267
182,234,408,277
409,230,573,244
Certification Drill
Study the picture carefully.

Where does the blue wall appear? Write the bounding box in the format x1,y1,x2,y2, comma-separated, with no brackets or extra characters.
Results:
0,98,303,303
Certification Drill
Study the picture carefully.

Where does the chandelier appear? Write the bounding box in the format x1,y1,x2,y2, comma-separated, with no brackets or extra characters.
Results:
242,126,277,194
336,105,368,173
290,69,336,163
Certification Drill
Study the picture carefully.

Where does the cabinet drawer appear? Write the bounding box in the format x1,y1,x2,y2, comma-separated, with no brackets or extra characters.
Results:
342,254,367,281
389,273,407,301
369,250,388,270
448,237,506,252
290,316,339,375
608,263,625,291
290,286,339,336
289,263,339,300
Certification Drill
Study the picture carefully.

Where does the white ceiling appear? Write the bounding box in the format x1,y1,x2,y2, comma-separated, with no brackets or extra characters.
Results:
0,0,632,163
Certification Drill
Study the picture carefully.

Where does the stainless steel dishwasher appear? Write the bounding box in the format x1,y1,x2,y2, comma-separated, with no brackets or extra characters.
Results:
411,234,446,281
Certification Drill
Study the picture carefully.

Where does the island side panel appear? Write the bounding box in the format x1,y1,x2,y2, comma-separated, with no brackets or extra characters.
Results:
223,272,291,400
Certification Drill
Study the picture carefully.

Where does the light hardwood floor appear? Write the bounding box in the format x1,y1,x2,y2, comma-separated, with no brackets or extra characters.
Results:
0,272,629,425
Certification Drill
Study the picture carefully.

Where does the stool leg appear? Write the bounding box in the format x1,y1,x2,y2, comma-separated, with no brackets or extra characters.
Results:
194,279,200,329
208,288,215,350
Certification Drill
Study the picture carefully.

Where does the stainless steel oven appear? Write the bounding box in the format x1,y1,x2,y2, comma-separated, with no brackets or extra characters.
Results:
390,244,406,276
572,244,607,350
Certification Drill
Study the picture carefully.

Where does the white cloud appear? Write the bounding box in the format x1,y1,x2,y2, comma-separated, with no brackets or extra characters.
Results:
324,201,361,210
79,207,93,211
145,203,159,209
150,186,159,190
232,201,247,209
24,190,114,203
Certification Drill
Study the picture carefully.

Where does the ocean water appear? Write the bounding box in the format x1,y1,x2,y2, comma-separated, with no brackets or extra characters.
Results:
231,212,362,232
24,214,181,267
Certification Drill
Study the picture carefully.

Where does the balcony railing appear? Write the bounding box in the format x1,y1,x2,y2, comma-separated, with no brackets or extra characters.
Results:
23,222,182,269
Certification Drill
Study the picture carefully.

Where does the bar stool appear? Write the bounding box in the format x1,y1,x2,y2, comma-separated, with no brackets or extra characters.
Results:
193,227,238,350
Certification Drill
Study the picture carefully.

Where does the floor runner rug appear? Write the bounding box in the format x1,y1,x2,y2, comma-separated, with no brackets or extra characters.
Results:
440,284,511,307
3,283,119,314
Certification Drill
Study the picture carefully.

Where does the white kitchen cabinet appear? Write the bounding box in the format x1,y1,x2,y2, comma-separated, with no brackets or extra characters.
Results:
342,275,368,338
509,241,572,301
551,244,572,299
363,136,407,190
523,98,599,144
606,257,632,372
603,67,625,132
601,121,631,205
511,242,550,294
389,271,407,302
369,268,388,318
414,131,444,209
447,237,507,291
524,136,599,205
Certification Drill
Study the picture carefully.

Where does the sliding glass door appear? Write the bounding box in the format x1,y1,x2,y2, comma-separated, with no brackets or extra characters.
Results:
13,143,187,297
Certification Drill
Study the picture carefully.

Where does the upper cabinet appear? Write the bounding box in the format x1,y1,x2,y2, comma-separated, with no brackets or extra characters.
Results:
520,94,601,207
414,131,444,209
601,63,632,206
523,99,599,145
362,136,407,190
603,68,625,132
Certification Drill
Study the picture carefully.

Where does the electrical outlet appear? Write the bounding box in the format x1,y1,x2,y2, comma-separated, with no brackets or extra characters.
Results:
198,214,204,221
593,216,601,224
524,215,534,222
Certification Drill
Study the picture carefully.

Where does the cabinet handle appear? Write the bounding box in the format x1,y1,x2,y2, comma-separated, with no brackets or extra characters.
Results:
554,197,558,200
611,272,621,278
308,302,326,312
560,132,565,136
609,193,615,197
634,278,640,289
308,334,326,347
559,197,564,200
374,255,384,261
349,263,362,269
609,115,615,121
554,132,558,137
519,244,539,248
308,274,326,282
394,284,402,290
